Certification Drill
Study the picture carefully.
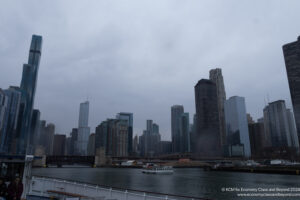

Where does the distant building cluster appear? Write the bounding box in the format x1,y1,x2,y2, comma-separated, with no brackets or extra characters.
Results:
1,35,300,161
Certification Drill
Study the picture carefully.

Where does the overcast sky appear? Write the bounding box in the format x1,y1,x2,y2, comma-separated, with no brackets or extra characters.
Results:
1,0,300,140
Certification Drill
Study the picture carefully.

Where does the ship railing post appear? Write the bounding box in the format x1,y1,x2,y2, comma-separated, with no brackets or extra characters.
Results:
125,190,128,200
110,187,112,197
165,195,168,199
144,192,146,200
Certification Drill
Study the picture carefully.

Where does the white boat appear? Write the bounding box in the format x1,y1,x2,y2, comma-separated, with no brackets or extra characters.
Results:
142,164,174,174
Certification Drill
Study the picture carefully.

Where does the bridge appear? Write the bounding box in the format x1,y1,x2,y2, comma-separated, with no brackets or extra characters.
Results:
46,156,95,167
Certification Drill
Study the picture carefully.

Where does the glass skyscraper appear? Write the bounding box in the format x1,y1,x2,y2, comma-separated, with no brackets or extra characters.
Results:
17,35,43,154
283,36,300,145
77,101,90,155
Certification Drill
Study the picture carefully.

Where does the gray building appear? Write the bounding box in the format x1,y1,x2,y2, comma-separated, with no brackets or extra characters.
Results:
116,112,133,155
263,100,298,148
194,79,222,157
0,87,21,154
77,101,90,155
209,68,227,148
18,35,43,154
224,96,251,157
180,113,190,153
171,105,184,153
139,120,161,157
248,122,266,158
283,36,300,145
87,133,96,156
286,109,300,150
53,134,66,156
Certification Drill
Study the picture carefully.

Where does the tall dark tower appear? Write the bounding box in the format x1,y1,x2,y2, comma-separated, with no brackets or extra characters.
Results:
194,79,221,157
17,35,43,154
282,36,300,145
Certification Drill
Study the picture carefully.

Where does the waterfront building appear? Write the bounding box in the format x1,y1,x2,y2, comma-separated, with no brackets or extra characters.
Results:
248,122,266,158
0,87,21,154
77,101,90,155
157,141,172,155
87,133,96,156
247,114,255,124
70,128,78,155
95,121,108,154
0,89,8,153
224,96,251,157
209,68,227,148
180,113,190,153
45,123,55,155
263,100,299,151
116,112,133,155
139,120,161,157
286,109,300,150
283,36,300,144
194,79,222,157
132,134,139,155
171,105,184,153
29,109,40,153
17,35,42,155
52,134,66,156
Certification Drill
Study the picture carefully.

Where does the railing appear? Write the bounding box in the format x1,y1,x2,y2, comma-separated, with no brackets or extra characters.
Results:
29,176,209,200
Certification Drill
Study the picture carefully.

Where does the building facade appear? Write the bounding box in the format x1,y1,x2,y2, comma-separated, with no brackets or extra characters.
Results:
209,68,227,148
282,36,300,145
77,101,90,155
116,112,133,155
171,105,184,153
224,96,251,157
194,79,222,157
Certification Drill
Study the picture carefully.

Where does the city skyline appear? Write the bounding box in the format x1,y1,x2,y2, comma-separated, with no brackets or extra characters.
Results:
1,1,300,140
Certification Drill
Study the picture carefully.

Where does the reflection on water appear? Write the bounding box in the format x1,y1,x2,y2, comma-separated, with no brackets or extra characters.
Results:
33,167,300,200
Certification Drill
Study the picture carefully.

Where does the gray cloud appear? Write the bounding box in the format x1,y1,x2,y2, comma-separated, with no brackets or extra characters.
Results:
1,0,300,140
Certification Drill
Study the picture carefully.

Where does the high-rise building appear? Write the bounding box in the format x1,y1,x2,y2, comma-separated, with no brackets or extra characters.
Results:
87,133,96,156
95,121,108,154
77,101,90,155
0,89,8,153
180,113,190,153
70,128,78,155
194,79,221,157
263,100,296,148
139,120,161,157
248,122,266,158
171,105,184,153
0,87,21,154
45,123,55,155
209,68,227,148
224,96,251,157
132,134,139,155
52,134,66,156
283,37,300,144
286,109,300,150
116,112,133,155
29,109,40,152
17,35,42,154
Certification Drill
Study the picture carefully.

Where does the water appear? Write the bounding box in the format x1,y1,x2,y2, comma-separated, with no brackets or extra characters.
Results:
32,167,300,200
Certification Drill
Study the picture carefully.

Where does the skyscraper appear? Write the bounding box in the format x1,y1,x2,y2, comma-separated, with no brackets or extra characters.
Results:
209,68,227,148
263,100,297,148
18,35,42,154
224,96,251,157
194,79,221,157
180,113,190,153
0,87,21,154
116,112,133,155
77,101,90,155
52,134,66,156
283,36,300,144
171,105,184,153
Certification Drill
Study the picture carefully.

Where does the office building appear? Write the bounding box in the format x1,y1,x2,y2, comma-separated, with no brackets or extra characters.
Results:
283,36,300,144
53,134,66,156
209,68,227,147
77,101,90,155
194,79,222,157
224,96,251,157
116,112,133,155
17,35,42,154
171,105,184,153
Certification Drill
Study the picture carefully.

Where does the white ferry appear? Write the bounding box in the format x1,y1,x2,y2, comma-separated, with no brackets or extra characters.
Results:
142,163,174,175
